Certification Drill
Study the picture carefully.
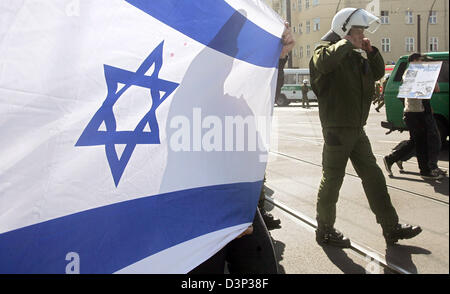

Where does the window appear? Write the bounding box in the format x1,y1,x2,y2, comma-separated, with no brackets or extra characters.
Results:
405,11,413,24
381,11,389,24
381,38,391,52
293,26,297,33
305,0,310,9
313,18,320,31
293,48,298,57
429,11,437,24
299,46,304,58
292,1,296,10
284,73,297,84
273,2,280,12
299,23,303,34
429,37,438,51
405,37,415,52
312,0,319,6
306,45,311,57
298,0,302,11
306,20,310,33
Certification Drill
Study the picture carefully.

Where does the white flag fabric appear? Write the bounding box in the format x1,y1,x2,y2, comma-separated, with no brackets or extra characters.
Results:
0,0,283,273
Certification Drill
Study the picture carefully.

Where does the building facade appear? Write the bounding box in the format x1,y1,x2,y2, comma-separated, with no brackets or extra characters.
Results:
265,0,288,20
264,0,449,68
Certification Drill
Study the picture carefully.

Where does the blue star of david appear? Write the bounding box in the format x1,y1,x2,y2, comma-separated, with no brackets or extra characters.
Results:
75,41,179,187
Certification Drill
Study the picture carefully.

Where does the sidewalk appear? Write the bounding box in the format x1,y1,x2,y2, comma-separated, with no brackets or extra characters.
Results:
265,204,386,274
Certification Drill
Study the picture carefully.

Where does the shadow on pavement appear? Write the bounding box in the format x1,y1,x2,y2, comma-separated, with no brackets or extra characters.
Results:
390,172,449,197
385,244,432,274
388,174,430,183
396,171,422,176
426,177,449,196
439,141,449,162
272,239,286,274
319,244,431,274
262,185,286,273
320,245,367,274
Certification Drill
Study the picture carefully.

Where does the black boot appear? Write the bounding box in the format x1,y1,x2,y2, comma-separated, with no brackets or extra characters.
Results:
383,224,422,245
315,223,351,248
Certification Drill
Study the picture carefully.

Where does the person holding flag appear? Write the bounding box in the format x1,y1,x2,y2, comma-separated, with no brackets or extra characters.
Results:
0,0,289,274
190,21,295,274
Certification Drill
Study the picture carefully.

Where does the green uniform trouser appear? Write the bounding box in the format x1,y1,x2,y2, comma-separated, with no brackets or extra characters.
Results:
302,94,309,107
316,127,399,229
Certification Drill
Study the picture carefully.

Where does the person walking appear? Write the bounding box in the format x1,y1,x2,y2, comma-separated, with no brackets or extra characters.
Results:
375,74,389,112
372,81,381,106
383,53,446,180
301,80,310,109
309,8,422,247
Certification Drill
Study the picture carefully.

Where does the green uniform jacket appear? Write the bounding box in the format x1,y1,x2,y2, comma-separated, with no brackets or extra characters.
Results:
309,39,385,128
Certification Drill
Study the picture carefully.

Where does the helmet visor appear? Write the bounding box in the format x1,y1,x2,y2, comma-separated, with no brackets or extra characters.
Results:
365,16,381,34
350,9,381,34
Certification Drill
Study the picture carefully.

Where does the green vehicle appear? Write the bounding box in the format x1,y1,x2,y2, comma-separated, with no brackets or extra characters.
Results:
381,51,449,143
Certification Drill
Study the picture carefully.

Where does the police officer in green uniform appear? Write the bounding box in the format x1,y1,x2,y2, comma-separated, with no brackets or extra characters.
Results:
309,8,422,247
301,80,310,108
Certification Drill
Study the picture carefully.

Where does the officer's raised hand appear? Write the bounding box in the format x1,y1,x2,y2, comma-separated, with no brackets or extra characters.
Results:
344,28,374,54
361,38,373,53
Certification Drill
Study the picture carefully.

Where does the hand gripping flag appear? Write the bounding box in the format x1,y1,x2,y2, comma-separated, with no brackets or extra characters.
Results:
0,0,284,273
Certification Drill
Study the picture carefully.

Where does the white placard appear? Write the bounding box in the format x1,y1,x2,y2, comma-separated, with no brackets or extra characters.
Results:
397,61,442,99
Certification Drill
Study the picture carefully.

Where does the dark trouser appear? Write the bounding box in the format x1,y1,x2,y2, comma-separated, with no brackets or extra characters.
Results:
402,112,441,173
188,209,278,274
375,100,385,110
316,127,399,229
386,138,416,164
424,113,441,170
387,112,441,171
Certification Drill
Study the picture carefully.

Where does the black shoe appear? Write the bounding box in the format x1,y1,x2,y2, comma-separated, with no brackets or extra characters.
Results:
432,168,447,177
383,156,393,176
261,210,281,230
396,161,404,173
383,224,422,245
316,224,351,248
421,169,444,180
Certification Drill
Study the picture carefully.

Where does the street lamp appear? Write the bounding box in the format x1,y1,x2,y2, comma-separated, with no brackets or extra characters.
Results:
426,0,438,52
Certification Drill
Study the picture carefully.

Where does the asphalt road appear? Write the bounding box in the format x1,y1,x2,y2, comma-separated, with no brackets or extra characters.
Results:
264,102,449,274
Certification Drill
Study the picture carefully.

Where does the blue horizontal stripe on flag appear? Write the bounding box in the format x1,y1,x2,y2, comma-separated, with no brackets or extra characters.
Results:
0,181,261,274
125,0,282,68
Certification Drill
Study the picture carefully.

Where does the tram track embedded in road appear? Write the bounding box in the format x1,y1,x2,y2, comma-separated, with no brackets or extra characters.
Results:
274,133,449,171
264,195,412,274
269,150,449,206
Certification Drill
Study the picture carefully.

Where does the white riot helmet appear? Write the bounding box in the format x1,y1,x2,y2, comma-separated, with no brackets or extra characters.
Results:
321,8,381,42
303,79,309,84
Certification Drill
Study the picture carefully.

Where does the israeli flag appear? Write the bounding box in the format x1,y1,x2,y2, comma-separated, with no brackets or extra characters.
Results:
0,0,283,273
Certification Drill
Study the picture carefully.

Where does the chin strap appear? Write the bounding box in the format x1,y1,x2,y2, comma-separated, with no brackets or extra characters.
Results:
341,8,361,33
